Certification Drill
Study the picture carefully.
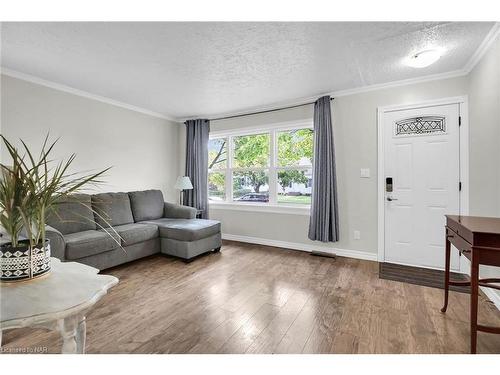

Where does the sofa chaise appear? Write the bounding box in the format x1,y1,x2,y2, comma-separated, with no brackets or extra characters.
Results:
45,189,221,270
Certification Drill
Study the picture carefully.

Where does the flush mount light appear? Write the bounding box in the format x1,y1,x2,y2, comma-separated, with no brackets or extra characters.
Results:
405,49,442,68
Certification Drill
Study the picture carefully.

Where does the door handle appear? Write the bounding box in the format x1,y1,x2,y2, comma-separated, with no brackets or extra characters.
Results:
387,197,399,201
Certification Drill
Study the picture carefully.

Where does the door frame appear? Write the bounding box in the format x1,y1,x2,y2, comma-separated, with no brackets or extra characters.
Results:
377,96,469,271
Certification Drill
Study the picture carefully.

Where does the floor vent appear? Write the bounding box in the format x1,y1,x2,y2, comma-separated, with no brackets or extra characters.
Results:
310,250,337,259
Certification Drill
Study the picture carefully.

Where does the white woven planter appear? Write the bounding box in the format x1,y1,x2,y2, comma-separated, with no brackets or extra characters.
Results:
0,240,51,282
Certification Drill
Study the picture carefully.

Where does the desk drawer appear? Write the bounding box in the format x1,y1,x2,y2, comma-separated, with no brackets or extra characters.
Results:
446,217,460,233
446,217,474,243
447,227,472,255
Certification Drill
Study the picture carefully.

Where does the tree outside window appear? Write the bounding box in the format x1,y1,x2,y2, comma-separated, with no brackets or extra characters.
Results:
276,128,313,205
208,138,227,201
208,126,313,205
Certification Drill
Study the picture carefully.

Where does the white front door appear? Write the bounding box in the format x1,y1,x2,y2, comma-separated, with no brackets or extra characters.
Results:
383,103,461,270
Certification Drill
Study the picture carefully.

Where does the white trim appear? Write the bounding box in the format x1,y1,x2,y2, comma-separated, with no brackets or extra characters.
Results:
3,22,496,124
377,106,386,263
1,67,177,122
222,233,378,262
331,70,468,98
209,119,313,137
226,136,234,202
185,24,499,122
481,286,500,311
377,96,470,265
459,257,500,311
183,70,468,122
209,120,313,208
2,66,468,125
269,129,278,205
463,22,500,73
377,96,469,113
210,202,310,216
458,99,470,220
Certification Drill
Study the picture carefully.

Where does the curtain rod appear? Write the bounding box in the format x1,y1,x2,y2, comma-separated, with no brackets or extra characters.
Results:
208,97,334,122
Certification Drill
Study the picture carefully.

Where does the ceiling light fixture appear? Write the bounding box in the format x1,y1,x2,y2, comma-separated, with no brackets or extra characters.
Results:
405,49,442,68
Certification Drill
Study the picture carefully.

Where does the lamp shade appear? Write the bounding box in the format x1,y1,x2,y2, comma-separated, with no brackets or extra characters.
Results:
174,176,193,190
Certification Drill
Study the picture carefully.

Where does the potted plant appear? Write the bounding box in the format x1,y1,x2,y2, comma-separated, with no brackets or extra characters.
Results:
0,135,113,282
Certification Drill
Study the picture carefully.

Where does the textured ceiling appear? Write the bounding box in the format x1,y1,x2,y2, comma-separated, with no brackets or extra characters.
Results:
1,22,495,119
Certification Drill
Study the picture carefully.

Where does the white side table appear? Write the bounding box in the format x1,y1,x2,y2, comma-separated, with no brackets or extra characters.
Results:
0,257,118,353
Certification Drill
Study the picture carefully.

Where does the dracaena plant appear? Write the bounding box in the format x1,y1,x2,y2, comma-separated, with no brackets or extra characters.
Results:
0,134,116,249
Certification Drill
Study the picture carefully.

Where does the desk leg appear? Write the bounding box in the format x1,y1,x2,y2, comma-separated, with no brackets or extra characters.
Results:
470,249,479,354
76,317,86,354
59,317,78,354
441,235,451,313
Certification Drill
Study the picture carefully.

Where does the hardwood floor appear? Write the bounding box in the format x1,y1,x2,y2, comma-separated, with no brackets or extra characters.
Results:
2,240,500,354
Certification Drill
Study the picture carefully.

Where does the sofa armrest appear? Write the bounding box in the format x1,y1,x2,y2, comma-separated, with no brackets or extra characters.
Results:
163,202,197,219
45,225,66,261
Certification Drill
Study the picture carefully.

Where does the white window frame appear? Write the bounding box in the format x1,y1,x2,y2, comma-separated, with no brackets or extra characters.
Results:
208,120,313,215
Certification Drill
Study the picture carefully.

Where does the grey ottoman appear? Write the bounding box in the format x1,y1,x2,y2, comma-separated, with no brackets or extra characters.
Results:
140,218,221,261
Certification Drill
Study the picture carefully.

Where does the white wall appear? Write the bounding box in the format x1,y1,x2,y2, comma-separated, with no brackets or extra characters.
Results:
467,32,500,306
1,75,181,201
208,76,469,256
468,35,500,217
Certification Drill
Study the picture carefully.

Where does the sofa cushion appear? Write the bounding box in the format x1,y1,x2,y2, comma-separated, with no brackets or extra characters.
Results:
113,223,159,246
46,194,96,235
65,230,120,260
92,192,134,228
141,218,221,241
128,190,164,222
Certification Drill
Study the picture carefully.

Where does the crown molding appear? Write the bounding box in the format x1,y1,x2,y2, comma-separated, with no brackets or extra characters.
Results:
1,67,179,122
463,22,500,73
4,23,498,124
178,93,326,123
0,67,472,125
331,69,468,97
180,23,500,122
183,69,468,122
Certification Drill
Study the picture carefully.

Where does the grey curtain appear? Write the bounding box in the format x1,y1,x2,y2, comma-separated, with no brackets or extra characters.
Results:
184,119,210,219
308,96,339,242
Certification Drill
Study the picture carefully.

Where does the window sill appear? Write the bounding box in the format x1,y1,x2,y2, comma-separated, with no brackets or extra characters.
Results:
208,202,311,216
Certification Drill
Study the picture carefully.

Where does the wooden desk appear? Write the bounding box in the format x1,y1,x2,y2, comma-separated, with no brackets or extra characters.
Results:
443,215,500,353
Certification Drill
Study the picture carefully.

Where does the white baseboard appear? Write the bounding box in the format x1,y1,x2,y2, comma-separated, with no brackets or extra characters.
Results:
222,233,500,311
221,233,378,262
456,256,500,311
481,287,500,311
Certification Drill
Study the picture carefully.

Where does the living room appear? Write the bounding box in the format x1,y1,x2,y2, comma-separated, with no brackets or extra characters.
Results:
1,0,500,372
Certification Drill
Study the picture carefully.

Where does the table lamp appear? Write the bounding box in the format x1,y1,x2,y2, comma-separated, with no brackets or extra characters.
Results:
174,176,193,204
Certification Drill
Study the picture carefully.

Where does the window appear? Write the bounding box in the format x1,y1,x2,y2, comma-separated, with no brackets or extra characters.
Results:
208,125,313,206
208,138,227,201
394,116,446,136
276,128,313,205
232,133,270,202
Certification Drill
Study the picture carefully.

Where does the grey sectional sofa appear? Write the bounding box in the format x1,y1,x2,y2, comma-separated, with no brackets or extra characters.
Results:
45,189,221,270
